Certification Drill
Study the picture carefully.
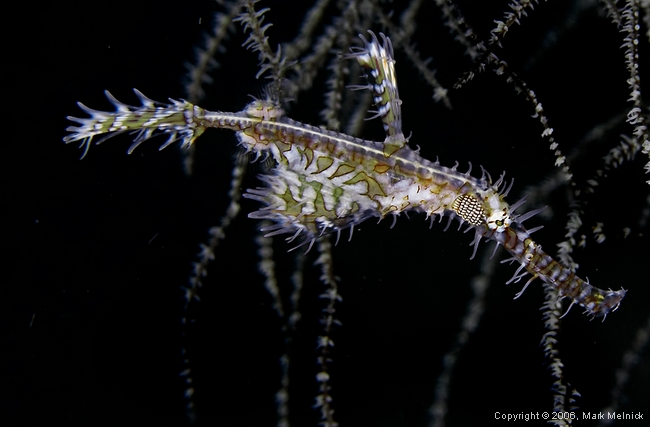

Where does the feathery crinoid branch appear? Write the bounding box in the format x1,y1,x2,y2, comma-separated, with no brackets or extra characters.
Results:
235,0,295,102
62,1,649,425
619,0,650,183
185,0,246,104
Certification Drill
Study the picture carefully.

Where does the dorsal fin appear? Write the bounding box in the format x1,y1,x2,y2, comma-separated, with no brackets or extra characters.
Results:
350,31,407,157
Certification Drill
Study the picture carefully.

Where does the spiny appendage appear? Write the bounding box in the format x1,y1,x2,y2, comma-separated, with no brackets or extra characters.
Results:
246,180,373,252
496,222,626,319
243,143,380,251
64,89,208,158
349,31,406,157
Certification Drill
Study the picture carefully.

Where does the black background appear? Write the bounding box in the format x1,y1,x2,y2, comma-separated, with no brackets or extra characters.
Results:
3,1,649,426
